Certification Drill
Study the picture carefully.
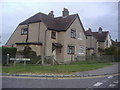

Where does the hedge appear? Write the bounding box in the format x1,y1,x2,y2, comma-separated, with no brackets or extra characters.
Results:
1,46,17,66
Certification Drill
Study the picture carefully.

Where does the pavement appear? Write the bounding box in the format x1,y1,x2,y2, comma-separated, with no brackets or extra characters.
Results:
1,62,120,78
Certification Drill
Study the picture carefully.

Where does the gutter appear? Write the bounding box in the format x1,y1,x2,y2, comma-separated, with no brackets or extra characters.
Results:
26,24,29,42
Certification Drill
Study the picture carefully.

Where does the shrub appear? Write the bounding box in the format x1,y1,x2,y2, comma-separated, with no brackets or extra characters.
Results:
104,45,120,62
29,55,41,64
17,46,41,64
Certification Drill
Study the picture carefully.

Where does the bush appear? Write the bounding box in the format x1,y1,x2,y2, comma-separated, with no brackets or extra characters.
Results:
29,55,41,64
17,46,41,64
1,46,17,66
44,56,53,64
104,45,120,62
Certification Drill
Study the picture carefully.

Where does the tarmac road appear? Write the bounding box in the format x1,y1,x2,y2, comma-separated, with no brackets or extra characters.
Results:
2,74,119,88
1,62,120,89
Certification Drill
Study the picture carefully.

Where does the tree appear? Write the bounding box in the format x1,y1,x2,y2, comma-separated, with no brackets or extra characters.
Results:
98,47,104,56
104,45,120,62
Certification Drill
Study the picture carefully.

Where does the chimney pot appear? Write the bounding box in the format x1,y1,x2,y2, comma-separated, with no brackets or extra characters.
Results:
62,8,69,16
88,28,92,32
98,27,102,33
48,11,54,17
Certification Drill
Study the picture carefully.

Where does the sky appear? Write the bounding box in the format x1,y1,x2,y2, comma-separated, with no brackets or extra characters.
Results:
1,0,119,45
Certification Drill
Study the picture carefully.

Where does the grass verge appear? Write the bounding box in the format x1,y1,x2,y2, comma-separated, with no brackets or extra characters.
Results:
2,60,113,74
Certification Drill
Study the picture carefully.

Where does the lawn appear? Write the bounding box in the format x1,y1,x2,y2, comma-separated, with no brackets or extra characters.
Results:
2,60,113,75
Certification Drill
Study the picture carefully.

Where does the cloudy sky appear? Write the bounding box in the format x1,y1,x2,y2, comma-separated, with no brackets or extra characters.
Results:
1,0,119,45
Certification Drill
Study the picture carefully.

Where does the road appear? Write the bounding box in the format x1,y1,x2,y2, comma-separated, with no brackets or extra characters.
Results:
2,74,119,88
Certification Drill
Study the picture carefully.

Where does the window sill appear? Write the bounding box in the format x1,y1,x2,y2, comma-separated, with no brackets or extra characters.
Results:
71,37,76,39
78,38,82,40
78,53,84,54
51,38,56,39
21,34,27,35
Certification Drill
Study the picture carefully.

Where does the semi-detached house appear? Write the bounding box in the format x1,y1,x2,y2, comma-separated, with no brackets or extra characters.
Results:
6,8,86,63
86,27,112,56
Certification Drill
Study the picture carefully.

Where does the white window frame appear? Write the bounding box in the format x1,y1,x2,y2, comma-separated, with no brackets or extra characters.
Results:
71,29,76,38
78,46,84,54
78,32,82,40
67,46,75,54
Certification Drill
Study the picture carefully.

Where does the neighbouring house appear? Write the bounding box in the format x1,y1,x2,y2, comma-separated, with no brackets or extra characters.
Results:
86,27,112,56
111,39,120,47
6,8,86,63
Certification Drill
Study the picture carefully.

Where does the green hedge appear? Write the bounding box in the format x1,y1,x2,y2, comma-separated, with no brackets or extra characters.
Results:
1,46,17,66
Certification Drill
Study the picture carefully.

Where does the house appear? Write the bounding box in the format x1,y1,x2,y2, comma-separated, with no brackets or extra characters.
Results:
6,8,86,63
86,27,112,56
111,39,120,47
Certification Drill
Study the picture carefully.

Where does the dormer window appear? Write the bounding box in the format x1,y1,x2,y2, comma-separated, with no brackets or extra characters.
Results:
51,31,56,39
71,29,76,38
21,27,28,35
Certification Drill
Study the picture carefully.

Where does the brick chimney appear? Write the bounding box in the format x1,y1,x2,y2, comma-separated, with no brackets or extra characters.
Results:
62,8,69,16
48,11,54,17
88,28,92,32
98,27,102,33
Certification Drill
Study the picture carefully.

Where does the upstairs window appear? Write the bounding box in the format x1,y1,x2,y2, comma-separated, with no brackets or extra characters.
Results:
51,31,56,39
21,27,28,35
71,29,76,38
78,32,82,40
67,46,75,54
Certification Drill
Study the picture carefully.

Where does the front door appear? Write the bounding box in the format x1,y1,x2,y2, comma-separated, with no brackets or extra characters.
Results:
53,49,56,60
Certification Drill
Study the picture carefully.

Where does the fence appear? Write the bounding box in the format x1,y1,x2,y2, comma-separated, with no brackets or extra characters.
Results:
2,54,119,66
86,55,115,62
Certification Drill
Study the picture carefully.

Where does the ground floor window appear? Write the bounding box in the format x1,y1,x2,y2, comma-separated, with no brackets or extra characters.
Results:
67,46,75,54
78,46,84,54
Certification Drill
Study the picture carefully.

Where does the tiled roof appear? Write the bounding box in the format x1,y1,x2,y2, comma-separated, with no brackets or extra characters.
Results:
85,29,109,42
19,12,80,32
54,14,77,31
19,12,59,31
85,29,92,36
92,31,108,42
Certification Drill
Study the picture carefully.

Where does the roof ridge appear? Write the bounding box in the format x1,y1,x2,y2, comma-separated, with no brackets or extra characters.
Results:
55,14,78,19
92,31,109,33
19,12,80,31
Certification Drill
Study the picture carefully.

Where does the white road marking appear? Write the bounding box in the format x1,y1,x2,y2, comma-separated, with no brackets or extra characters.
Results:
107,76,113,79
93,82,103,87
109,84,116,87
113,81,118,84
